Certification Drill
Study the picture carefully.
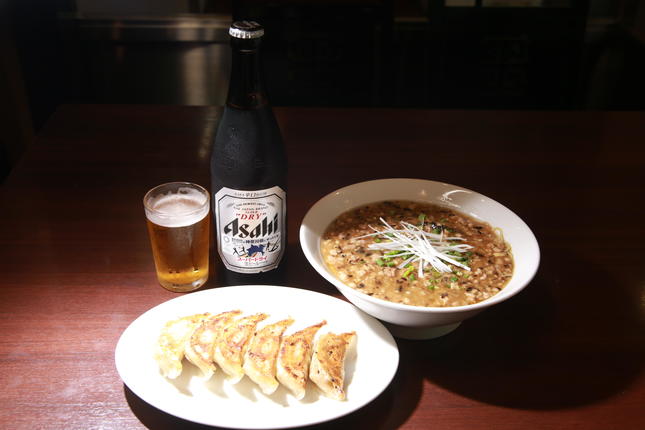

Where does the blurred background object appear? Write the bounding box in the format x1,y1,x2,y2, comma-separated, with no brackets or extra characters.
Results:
1,0,644,180
0,0,34,182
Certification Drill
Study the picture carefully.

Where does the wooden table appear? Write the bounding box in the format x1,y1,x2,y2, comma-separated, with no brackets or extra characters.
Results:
1,105,643,429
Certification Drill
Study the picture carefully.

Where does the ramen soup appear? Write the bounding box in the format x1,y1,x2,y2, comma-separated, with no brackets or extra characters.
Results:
320,201,514,307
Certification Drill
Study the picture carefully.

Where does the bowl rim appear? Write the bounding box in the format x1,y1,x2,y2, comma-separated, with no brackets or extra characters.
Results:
299,178,540,314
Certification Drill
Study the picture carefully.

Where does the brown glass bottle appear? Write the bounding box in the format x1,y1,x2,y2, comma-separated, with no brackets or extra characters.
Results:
210,21,287,286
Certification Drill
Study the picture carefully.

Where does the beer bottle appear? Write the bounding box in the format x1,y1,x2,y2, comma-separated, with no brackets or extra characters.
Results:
210,21,287,285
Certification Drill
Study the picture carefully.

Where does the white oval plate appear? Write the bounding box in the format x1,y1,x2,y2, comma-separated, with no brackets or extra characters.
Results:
115,285,399,429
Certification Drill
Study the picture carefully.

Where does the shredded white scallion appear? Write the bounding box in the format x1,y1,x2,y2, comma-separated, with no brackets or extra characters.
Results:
355,218,473,276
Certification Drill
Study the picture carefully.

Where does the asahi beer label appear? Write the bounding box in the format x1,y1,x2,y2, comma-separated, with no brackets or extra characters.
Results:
214,186,286,273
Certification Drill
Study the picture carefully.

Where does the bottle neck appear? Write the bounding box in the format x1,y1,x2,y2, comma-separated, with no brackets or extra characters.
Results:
226,39,267,109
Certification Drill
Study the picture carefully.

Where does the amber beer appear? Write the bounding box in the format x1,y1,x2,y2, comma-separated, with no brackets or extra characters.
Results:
144,182,210,292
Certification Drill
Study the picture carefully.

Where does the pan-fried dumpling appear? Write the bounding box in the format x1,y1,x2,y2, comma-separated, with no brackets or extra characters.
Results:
309,331,356,400
276,321,326,400
213,313,269,383
184,310,242,379
154,313,210,379
243,318,294,394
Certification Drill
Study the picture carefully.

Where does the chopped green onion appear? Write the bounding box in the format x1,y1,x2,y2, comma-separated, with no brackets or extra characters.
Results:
354,217,473,274
376,258,385,266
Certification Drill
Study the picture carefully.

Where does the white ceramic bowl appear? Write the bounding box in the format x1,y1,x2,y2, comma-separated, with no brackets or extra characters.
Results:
299,178,540,340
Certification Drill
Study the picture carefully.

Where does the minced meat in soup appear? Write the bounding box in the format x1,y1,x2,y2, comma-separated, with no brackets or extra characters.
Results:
320,201,513,307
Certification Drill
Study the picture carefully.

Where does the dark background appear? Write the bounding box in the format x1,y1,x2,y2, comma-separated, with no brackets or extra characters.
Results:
2,0,644,181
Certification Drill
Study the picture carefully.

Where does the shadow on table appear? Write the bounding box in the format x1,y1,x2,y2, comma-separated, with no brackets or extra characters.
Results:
125,385,214,429
410,251,644,410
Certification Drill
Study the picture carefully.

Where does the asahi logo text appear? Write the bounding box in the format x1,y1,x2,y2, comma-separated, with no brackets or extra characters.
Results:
223,214,279,239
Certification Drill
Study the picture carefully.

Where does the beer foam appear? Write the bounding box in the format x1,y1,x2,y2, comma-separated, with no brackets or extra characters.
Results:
145,187,209,228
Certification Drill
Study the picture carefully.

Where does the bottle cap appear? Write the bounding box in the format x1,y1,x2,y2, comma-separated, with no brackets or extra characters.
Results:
229,21,265,39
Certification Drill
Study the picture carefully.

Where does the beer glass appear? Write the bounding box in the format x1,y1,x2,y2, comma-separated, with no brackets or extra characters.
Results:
144,182,210,292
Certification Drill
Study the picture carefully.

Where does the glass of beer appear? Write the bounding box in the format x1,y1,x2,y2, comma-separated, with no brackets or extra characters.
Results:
143,182,210,292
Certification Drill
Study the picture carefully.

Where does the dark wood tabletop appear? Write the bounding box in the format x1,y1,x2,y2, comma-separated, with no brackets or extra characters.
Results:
1,104,644,430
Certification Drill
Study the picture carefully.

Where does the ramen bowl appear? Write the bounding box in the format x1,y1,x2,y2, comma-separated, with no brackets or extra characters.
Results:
299,178,540,340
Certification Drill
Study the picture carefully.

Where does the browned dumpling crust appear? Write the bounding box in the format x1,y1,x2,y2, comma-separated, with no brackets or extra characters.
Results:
213,313,269,383
154,312,358,402
309,332,356,400
184,310,242,379
276,321,326,400
243,318,295,394
154,313,210,379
